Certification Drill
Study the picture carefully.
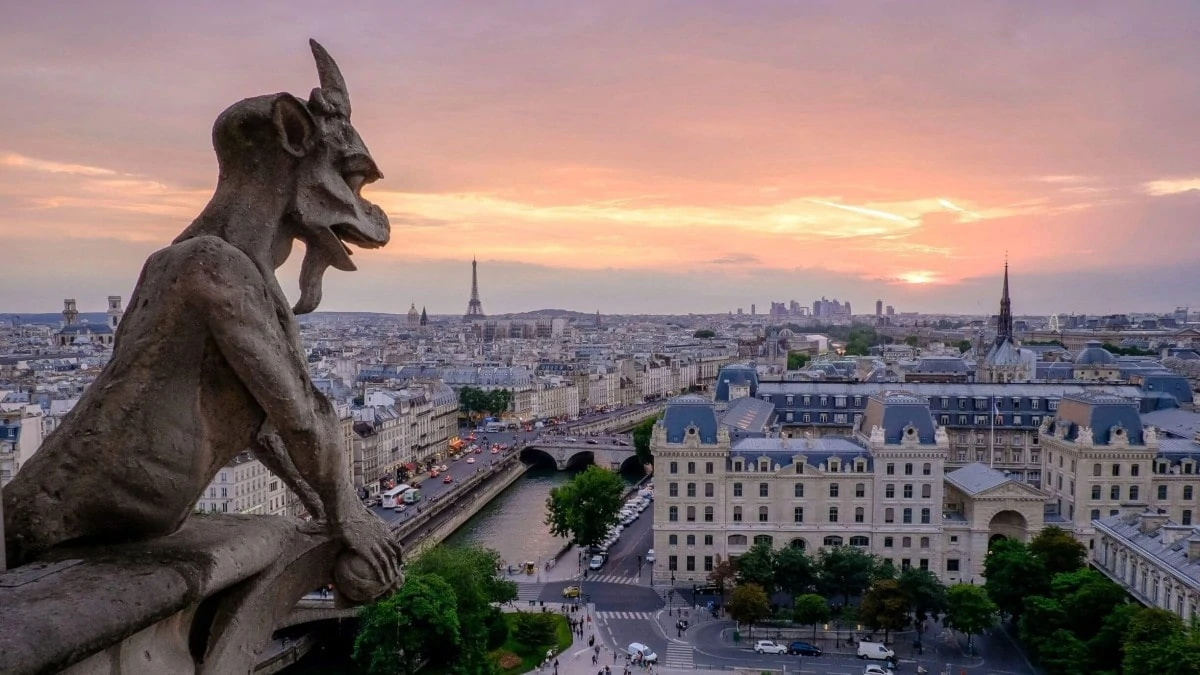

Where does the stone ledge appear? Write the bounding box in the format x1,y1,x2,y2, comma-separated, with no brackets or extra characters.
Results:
0,514,340,675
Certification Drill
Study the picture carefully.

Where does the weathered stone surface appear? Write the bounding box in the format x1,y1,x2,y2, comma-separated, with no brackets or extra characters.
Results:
0,514,339,674
0,39,403,673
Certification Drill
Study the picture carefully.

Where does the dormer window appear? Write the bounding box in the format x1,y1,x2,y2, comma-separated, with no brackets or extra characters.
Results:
829,459,840,472
734,460,743,472
758,459,769,472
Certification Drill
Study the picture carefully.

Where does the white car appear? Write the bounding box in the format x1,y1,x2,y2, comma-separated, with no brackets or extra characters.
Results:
627,643,658,663
754,640,788,655
645,549,655,563
862,665,894,675
589,555,604,570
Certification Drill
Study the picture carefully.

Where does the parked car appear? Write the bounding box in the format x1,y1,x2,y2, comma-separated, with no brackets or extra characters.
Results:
589,555,604,570
627,643,658,663
857,642,894,660
787,641,822,656
862,665,893,675
564,437,579,443
586,439,599,445
754,640,788,655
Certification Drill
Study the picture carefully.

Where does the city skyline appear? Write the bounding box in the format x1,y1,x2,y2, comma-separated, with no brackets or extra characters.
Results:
3,1,1200,314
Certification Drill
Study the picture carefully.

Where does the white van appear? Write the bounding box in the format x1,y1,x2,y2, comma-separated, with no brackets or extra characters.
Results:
857,641,895,660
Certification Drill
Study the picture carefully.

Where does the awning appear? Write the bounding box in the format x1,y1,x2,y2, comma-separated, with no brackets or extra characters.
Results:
404,463,417,471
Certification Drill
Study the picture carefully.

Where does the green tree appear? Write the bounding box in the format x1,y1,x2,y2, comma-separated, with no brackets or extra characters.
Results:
774,545,817,597
956,339,972,353
792,593,831,642
545,465,625,547
405,544,515,674
1087,603,1139,674
1122,608,1191,675
734,541,777,595
727,583,771,638
1052,569,1128,640
353,573,461,675
817,545,878,606
1030,526,1087,577
693,329,716,339
787,352,809,370
513,612,559,648
1036,629,1090,675
944,583,997,654
903,335,919,347
1018,596,1068,662
897,567,947,622
983,538,1049,623
858,579,910,641
632,415,659,465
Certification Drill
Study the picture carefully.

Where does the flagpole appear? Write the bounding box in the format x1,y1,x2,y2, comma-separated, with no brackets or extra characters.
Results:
989,394,995,468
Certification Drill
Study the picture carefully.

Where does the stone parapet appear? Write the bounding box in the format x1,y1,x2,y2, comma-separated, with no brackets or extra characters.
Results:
0,514,343,675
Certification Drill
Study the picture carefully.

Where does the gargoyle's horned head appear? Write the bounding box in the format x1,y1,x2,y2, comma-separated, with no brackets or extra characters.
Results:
206,39,391,315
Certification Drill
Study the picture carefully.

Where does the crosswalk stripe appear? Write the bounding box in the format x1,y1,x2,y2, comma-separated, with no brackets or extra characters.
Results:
664,644,693,669
516,584,544,600
595,611,654,620
588,574,640,584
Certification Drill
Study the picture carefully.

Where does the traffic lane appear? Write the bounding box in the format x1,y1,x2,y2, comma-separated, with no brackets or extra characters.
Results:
605,512,652,578
370,454,515,524
604,618,667,664
582,582,664,613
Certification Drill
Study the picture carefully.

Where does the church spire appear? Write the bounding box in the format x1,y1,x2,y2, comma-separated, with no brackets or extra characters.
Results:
996,257,1013,344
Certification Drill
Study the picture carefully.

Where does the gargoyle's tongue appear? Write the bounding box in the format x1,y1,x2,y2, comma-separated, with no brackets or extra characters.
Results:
293,227,356,315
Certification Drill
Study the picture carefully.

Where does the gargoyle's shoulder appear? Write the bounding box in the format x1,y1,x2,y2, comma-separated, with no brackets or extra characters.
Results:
148,236,266,291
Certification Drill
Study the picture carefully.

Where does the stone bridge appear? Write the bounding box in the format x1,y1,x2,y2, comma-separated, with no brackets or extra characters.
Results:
521,440,642,471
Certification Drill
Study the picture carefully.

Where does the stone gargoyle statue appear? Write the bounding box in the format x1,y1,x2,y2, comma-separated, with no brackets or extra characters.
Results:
2,40,403,600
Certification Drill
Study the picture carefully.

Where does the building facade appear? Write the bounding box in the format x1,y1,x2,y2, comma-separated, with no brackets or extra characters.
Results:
651,392,1047,584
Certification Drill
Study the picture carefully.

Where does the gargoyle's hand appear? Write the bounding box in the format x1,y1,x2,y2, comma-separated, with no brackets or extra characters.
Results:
334,510,404,590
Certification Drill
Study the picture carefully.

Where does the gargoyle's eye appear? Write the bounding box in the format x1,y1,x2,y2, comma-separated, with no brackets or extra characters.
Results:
344,173,367,195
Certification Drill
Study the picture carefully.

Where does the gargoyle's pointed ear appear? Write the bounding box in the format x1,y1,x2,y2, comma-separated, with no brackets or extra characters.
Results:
272,93,317,158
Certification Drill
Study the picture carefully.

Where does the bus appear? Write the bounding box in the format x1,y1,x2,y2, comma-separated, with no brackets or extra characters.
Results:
485,421,505,433
381,484,412,509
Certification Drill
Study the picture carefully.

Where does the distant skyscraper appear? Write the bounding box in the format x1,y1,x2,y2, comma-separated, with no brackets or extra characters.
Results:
464,256,485,320
750,304,756,315
886,305,895,316
876,299,883,316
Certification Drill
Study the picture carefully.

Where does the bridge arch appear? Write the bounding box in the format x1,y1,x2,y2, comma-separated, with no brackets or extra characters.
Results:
519,447,557,468
618,453,644,473
562,449,595,470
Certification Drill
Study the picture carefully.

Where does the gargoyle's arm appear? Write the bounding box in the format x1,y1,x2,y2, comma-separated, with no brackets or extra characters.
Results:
193,248,359,529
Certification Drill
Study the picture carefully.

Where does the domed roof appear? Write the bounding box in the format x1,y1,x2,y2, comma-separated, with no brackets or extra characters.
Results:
1074,340,1116,366
777,328,795,339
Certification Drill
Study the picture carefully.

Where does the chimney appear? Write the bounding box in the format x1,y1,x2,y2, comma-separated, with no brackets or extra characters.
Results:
1162,525,1193,547
1188,534,1200,562
1138,508,1168,535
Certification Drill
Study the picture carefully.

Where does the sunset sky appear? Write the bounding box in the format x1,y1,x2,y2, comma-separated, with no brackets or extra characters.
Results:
2,1,1199,316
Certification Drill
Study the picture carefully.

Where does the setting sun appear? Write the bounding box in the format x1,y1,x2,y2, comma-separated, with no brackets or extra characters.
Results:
898,271,939,285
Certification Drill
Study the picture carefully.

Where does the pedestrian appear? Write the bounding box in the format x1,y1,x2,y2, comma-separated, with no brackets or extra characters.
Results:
592,654,598,666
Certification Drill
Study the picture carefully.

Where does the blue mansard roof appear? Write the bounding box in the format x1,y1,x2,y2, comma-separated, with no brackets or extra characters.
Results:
662,394,720,443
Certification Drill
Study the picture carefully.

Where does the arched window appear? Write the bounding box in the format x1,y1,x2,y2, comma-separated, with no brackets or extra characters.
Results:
920,536,930,549
686,505,696,522
668,506,678,522
823,535,844,547
728,534,748,546
921,484,931,499
686,534,695,546
753,535,774,546
854,506,865,523
789,538,807,550
849,536,869,547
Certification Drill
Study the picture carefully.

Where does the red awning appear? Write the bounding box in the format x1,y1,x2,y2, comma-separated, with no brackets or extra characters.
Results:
404,463,417,470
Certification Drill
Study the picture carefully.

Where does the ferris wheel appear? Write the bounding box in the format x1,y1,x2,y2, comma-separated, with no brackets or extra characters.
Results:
1048,314,1061,332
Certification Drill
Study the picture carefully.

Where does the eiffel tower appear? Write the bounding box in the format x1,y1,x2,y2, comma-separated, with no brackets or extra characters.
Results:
464,256,485,320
